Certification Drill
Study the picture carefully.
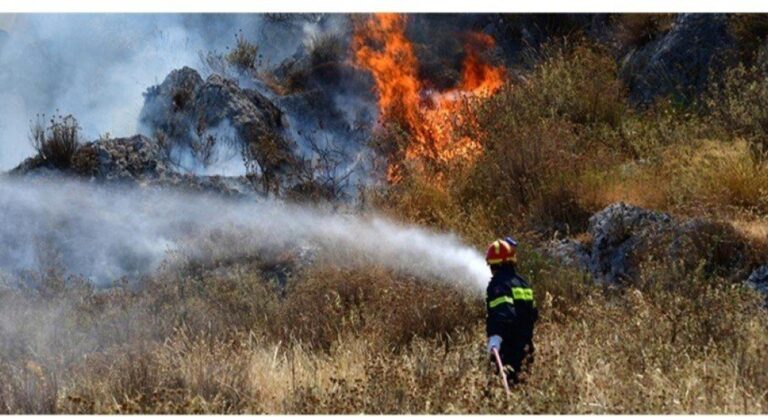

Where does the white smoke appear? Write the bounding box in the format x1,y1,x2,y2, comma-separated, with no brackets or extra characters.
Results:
0,14,333,171
0,176,489,291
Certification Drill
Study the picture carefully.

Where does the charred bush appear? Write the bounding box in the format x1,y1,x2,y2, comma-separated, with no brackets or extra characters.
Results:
226,31,260,72
243,129,297,195
28,113,82,170
286,134,355,203
308,33,345,67
727,14,768,64
611,14,676,50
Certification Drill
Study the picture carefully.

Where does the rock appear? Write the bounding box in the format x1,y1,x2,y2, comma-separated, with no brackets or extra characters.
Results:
746,266,768,303
579,202,754,284
140,67,295,178
542,238,590,271
9,155,49,176
588,202,674,283
72,135,169,181
139,67,204,148
620,13,733,105
12,134,256,198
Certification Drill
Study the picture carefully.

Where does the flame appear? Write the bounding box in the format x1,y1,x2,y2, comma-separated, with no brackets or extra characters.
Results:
460,32,506,94
352,13,505,182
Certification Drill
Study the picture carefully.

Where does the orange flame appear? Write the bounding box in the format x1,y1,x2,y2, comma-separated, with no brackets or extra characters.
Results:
353,13,505,183
460,32,506,94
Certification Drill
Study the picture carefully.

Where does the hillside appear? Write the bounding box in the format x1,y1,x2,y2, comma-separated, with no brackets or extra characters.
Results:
1,13,768,413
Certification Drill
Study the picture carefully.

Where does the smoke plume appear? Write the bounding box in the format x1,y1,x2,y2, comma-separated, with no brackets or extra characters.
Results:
0,14,337,171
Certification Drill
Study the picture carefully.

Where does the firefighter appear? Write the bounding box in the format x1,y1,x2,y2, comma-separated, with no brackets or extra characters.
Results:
485,236,538,384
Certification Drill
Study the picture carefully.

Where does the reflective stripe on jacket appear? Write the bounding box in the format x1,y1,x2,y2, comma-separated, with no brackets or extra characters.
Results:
485,264,538,338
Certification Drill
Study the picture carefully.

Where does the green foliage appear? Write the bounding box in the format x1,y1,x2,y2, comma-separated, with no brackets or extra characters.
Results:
506,42,628,127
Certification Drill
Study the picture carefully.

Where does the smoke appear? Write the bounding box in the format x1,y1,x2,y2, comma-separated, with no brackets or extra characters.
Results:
0,175,489,291
0,14,337,171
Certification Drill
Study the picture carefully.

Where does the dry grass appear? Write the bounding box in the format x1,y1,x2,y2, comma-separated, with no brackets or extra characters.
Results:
28,113,81,170
732,218,768,242
579,140,768,216
226,31,260,72
1,252,766,413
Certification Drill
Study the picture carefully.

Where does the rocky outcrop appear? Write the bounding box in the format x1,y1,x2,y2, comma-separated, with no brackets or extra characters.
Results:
587,203,675,282
746,266,768,304
548,203,756,285
71,135,171,181
140,67,295,178
620,14,733,105
542,238,589,271
11,134,255,197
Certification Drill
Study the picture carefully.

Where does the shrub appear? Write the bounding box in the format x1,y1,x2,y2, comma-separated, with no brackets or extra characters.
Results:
28,113,81,169
428,41,631,234
727,14,768,63
579,139,768,216
226,31,259,72
307,33,345,67
456,114,592,234
707,62,768,158
611,14,676,50
511,41,628,128
242,129,297,195
664,140,768,213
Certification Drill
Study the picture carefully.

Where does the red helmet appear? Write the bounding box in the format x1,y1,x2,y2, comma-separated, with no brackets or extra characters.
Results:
485,238,517,265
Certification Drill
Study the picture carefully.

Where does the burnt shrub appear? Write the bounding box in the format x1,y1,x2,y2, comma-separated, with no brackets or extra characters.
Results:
226,31,259,72
28,113,82,170
727,14,768,64
611,14,676,50
307,33,345,67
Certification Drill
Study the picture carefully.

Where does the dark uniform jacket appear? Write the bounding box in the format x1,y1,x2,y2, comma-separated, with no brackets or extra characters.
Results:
485,264,538,339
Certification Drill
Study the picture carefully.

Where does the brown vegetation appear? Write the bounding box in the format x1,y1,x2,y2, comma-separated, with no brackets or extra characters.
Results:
612,14,676,50
0,249,766,413
374,39,768,240
226,31,260,72
28,113,82,169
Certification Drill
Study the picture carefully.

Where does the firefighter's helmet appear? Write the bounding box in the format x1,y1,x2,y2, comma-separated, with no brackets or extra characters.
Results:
485,237,517,265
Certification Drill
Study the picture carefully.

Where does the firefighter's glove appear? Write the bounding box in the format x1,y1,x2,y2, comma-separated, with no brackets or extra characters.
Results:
487,335,502,354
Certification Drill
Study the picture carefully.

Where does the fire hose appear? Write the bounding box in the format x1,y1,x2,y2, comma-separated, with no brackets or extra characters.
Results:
491,347,510,396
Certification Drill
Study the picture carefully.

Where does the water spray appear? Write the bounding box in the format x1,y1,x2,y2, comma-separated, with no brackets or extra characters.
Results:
0,176,489,290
